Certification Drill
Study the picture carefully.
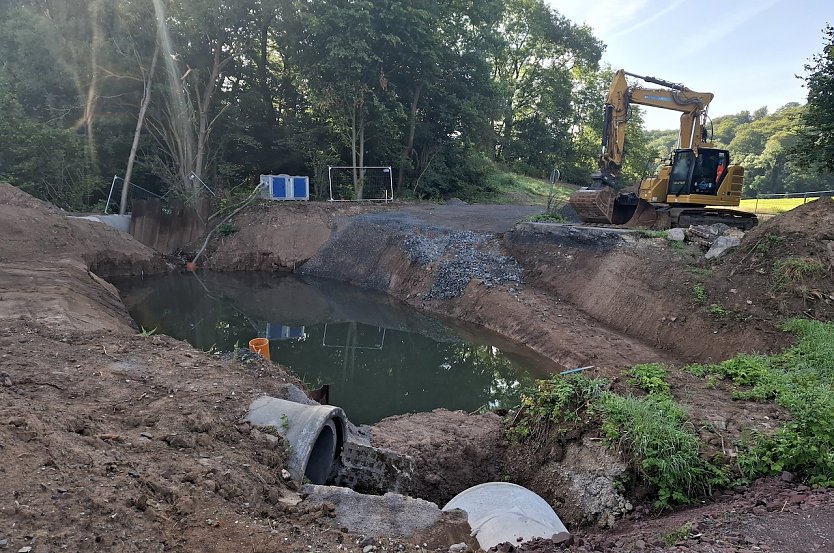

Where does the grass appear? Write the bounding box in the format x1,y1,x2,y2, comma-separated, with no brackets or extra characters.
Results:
628,363,671,396
687,320,834,487
692,283,707,303
510,374,723,508
737,197,828,214
511,319,834,508
771,256,826,293
488,170,574,206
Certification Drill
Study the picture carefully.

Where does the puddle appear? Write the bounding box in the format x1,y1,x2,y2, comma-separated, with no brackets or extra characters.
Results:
113,272,560,424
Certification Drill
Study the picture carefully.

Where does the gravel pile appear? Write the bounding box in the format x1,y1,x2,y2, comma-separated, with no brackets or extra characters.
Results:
426,248,521,300
403,231,487,265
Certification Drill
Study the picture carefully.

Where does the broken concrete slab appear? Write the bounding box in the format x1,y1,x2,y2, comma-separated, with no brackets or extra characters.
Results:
300,485,442,538
706,235,742,259
666,228,686,241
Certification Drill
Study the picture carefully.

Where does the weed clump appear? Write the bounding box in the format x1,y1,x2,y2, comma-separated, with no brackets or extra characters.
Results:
510,374,722,508
771,256,825,293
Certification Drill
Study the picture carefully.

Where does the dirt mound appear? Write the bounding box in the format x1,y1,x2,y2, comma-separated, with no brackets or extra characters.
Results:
371,409,508,507
715,198,834,321
206,201,392,271
0,182,166,277
514,477,834,552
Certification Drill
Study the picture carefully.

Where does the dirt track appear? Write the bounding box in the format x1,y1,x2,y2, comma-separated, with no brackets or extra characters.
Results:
2,182,834,552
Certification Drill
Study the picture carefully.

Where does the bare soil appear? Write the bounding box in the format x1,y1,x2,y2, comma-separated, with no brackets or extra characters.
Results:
2,183,833,552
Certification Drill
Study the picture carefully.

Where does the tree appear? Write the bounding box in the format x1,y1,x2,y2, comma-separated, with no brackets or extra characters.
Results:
793,24,834,173
489,0,602,173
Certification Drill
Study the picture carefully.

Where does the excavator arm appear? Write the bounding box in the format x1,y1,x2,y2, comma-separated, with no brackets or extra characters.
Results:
597,70,713,188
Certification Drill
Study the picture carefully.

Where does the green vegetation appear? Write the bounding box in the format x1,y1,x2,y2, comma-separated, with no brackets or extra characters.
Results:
771,256,826,293
687,320,834,487
489,170,573,206
511,374,723,508
708,303,730,317
634,229,668,239
661,522,695,546
754,233,786,254
512,320,834,508
793,24,834,174
137,326,158,337
628,363,671,396
1,3,830,208
529,212,568,223
217,222,238,237
692,283,708,303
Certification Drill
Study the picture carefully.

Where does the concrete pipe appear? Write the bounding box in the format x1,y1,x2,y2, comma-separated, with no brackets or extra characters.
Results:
442,482,568,550
246,396,347,485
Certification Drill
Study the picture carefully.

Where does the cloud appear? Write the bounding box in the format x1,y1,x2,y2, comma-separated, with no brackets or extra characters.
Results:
696,0,783,46
606,0,687,40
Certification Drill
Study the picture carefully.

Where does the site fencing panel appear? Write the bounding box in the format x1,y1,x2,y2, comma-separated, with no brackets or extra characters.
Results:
328,166,394,202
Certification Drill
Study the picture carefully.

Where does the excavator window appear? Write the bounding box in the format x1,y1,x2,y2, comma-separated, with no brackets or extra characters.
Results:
669,150,694,196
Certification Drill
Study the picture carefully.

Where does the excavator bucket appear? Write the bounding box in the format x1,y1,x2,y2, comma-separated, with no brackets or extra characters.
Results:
568,186,617,224
622,199,662,228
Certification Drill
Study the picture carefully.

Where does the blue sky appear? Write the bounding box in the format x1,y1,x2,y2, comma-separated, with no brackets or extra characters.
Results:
550,0,833,129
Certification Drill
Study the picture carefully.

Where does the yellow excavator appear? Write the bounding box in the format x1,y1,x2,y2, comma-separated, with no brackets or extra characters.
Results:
569,70,757,229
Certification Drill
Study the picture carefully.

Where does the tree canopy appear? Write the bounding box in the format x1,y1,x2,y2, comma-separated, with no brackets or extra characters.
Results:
0,2,829,208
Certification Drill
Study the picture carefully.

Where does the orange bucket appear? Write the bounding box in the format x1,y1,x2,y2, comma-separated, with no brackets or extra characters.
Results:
248,337,271,360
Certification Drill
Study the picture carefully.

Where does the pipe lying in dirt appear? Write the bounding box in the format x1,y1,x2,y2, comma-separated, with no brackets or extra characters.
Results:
246,396,347,485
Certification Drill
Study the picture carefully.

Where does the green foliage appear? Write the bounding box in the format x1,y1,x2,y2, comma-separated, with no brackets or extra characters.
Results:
754,233,786,254
708,303,730,317
793,25,834,174
599,393,724,508
628,363,671,396
691,320,834,486
217,222,239,237
509,375,607,441
661,522,695,546
137,326,158,337
634,229,668,239
771,256,826,293
510,372,723,507
529,212,567,223
692,283,707,303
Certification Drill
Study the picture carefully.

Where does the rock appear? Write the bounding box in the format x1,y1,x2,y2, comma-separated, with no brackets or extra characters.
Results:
449,543,467,553
667,228,686,241
0,539,7,549
635,539,647,549
17,548,32,553
705,236,741,259
300,485,442,538
362,546,377,553
780,471,795,483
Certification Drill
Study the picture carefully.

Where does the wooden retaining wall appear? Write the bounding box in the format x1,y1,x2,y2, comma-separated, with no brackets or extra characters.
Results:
130,198,210,254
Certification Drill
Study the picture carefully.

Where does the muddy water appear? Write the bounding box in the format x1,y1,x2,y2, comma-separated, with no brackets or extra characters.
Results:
114,272,560,424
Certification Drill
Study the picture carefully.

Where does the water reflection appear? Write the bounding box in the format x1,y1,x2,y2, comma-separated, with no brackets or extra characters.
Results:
114,272,560,424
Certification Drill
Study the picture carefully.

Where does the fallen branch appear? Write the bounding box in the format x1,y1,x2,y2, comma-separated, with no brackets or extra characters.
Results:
190,182,262,267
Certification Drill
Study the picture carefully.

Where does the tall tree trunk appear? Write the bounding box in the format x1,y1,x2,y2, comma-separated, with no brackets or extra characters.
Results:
120,44,160,215
397,83,422,194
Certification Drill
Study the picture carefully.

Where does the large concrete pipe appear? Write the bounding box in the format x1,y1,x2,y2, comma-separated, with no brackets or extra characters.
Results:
443,482,569,550
246,396,347,485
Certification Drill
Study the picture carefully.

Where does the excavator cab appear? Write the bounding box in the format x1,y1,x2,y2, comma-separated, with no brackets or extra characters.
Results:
667,148,727,199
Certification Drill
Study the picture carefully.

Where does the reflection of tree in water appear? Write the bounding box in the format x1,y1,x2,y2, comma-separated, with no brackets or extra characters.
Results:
117,272,543,424
445,343,537,411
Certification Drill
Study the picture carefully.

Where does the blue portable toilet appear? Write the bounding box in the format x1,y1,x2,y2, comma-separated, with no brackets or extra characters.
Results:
259,174,309,201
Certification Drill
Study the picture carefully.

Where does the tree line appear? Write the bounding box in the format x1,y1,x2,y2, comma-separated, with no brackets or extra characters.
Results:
0,1,830,209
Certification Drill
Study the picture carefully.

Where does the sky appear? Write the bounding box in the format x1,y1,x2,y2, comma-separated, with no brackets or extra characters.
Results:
549,0,833,129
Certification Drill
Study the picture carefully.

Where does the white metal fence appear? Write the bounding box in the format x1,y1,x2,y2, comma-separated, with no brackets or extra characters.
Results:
328,166,394,202
751,189,834,213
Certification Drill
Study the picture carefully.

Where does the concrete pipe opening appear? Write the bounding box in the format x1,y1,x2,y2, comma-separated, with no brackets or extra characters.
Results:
246,396,347,486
